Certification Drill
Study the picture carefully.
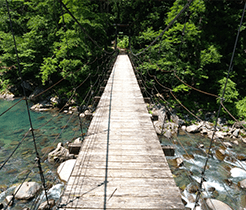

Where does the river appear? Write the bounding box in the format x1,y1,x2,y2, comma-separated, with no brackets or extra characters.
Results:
160,129,246,209
0,99,89,209
1,99,246,209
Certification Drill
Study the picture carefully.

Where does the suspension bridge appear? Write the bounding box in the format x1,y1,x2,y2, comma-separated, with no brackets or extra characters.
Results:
58,54,184,209
1,0,246,209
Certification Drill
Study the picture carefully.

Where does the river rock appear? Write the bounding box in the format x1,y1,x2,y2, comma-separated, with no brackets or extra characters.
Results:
0,91,14,100
31,103,53,112
181,125,186,131
14,182,41,200
38,199,55,210
186,124,200,133
73,137,82,144
215,148,226,161
204,121,213,130
234,121,246,128
48,143,69,163
164,130,172,139
216,131,227,139
223,142,233,148
197,143,204,149
232,129,240,138
57,159,76,182
183,154,194,160
169,157,184,168
50,96,60,105
241,137,246,144
186,183,199,193
238,179,246,189
5,195,14,206
202,198,232,210
175,157,184,167
200,127,208,135
153,121,162,135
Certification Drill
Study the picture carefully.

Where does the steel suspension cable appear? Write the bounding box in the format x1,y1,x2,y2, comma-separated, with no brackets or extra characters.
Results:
5,0,50,207
0,97,24,117
194,2,246,208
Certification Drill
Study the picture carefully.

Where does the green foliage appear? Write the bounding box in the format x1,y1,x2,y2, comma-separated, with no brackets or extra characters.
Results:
217,78,239,103
236,97,246,119
173,84,191,93
0,0,246,122
117,36,129,49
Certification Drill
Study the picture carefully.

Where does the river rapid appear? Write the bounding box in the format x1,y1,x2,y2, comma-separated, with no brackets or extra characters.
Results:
1,99,246,209
0,99,89,209
160,130,246,210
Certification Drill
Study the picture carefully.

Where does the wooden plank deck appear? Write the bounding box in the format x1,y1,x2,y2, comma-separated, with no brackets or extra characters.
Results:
59,55,184,209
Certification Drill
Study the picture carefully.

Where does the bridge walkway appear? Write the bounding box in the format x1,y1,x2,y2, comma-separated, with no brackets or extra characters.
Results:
59,54,184,209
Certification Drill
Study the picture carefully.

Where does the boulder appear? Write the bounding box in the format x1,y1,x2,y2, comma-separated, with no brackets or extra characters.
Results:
186,183,199,193
216,131,227,139
174,157,184,167
164,130,172,139
5,195,14,206
234,121,246,128
207,131,214,139
181,125,186,131
73,137,82,144
238,179,246,189
200,126,208,134
57,159,76,182
0,91,14,100
223,142,233,148
30,103,53,112
197,143,204,149
218,117,227,126
48,143,69,163
50,96,60,105
14,182,41,200
38,199,55,210
215,148,226,161
202,198,232,210
232,129,240,138
183,154,194,160
153,121,162,135
241,137,246,144
204,121,213,130
186,124,200,133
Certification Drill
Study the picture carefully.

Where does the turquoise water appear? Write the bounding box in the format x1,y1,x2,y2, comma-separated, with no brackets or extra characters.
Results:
0,99,89,208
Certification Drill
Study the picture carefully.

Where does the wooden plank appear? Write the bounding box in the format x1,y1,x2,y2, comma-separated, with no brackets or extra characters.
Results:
59,55,184,209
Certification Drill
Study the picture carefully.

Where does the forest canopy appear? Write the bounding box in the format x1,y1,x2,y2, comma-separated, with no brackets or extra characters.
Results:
0,0,246,121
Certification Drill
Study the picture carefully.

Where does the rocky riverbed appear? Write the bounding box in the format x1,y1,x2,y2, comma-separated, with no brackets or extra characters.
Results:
0,99,90,209
2,96,246,209
150,104,246,209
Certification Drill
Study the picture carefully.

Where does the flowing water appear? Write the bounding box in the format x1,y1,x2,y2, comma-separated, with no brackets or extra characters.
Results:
0,99,89,209
1,99,246,209
160,130,246,210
